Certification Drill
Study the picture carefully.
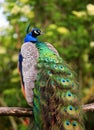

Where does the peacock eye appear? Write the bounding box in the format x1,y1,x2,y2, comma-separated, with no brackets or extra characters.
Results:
73,124,76,126
54,65,57,68
59,65,64,69
66,79,70,82
40,81,45,87
68,93,71,97
65,121,70,126
38,30,41,33
68,72,71,75
48,71,51,74
69,106,73,110
64,107,67,111
48,71,52,76
62,80,65,82
72,83,74,87
72,121,77,126
61,78,65,82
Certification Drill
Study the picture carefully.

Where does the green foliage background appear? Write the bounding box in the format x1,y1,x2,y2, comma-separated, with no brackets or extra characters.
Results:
0,0,94,129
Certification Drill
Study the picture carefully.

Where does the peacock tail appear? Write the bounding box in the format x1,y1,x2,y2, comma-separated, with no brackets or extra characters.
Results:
33,41,85,130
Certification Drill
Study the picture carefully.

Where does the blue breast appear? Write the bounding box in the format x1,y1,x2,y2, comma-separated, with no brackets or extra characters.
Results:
24,32,37,43
18,53,24,86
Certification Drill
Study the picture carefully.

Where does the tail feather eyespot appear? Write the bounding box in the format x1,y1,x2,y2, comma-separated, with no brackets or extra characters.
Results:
61,78,66,83
66,79,70,82
47,71,53,76
59,65,64,70
72,121,77,127
65,121,70,126
64,120,73,130
54,64,58,69
40,81,45,87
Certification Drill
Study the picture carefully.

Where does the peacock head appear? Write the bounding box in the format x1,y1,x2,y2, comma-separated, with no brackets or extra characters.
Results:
31,28,42,37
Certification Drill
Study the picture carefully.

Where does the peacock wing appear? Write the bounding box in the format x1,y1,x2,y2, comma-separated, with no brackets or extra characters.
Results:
18,42,39,106
45,42,59,56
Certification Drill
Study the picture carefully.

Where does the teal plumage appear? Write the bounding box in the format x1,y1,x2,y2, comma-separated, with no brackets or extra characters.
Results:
33,42,84,130
18,27,85,130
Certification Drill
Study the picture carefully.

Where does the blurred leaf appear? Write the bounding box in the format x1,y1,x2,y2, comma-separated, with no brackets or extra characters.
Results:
72,10,87,18
0,47,6,54
86,4,94,16
57,27,70,34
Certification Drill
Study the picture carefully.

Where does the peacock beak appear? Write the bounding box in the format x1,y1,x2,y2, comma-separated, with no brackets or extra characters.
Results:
40,32,44,35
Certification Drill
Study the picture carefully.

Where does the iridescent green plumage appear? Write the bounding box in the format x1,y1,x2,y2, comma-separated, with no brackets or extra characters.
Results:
32,41,85,130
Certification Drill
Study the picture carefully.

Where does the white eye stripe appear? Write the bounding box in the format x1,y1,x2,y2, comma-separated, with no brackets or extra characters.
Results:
34,30,39,34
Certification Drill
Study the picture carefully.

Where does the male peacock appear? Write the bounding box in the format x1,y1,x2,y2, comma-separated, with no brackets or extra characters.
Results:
18,26,85,130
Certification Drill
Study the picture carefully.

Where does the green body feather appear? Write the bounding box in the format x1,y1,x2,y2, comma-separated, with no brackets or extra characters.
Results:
33,42,84,130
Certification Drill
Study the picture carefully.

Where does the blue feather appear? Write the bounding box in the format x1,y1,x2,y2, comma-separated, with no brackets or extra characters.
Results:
18,53,24,86
24,32,38,43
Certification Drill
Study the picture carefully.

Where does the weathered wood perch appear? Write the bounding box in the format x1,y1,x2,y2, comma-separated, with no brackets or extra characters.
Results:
0,107,32,117
83,103,94,112
0,103,94,117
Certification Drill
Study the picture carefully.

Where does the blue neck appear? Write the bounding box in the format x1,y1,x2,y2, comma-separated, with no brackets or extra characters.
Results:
24,32,38,43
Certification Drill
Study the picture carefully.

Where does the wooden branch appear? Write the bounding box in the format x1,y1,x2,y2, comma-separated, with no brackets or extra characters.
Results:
83,103,94,112
0,103,94,117
0,107,32,117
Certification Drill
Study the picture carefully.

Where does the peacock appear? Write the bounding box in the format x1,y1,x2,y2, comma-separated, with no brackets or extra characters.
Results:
18,25,85,130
